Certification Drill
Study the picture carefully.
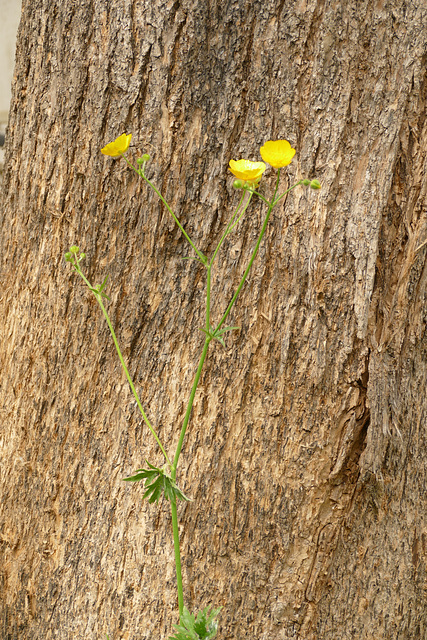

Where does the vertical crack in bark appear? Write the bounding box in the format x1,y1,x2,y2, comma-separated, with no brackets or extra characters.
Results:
301,354,371,610
329,352,370,483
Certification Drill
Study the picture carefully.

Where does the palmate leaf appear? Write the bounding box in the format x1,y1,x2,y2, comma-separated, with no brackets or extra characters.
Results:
123,461,192,504
169,606,221,640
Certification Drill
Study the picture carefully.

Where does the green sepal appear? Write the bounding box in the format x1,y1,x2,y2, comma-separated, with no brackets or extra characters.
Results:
123,461,192,503
169,606,221,640
215,326,239,336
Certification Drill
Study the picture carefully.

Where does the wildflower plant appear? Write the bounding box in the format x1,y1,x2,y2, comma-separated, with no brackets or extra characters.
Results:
65,135,320,638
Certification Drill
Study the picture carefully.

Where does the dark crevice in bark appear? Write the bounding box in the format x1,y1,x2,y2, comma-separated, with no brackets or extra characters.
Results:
329,351,370,484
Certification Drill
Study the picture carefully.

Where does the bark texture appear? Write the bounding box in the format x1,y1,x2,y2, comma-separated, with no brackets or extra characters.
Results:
1,1,426,639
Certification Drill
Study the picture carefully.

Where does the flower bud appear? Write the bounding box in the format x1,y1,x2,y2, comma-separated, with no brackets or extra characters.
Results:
70,245,79,254
137,154,150,164
65,252,72,261
302,179,310,186
310,179,321,190
79,253,86,260
233,179,244,189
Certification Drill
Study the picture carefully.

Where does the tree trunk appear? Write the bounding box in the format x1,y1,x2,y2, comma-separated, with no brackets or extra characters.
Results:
1,1,426,638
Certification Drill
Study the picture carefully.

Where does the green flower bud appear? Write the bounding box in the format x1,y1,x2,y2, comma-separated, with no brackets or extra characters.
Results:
302,179,310,186
233,179,244,189
65,252,72,261
79,253,86,260
137,154,150,164
310,179,321,190
70,245,79,254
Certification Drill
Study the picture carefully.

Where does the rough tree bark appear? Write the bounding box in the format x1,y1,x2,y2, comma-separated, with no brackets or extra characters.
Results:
0,1,426,639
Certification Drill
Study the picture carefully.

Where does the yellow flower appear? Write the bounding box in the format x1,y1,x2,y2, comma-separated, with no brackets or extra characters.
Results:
229,159,266,183
101,133,132,157
260,140,296,168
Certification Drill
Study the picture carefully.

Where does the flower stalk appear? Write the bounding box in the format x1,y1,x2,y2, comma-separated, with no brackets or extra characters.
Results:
65,134,320,636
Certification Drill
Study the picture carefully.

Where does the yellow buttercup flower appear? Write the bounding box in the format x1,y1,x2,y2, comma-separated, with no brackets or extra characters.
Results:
229,159,266,183
101,133,132,157
260,140,296,168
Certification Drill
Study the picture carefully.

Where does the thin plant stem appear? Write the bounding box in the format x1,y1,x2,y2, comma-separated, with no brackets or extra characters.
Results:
271,179,303,206
67,153,310,627
170,497,184,616
172,337,211,475
73,263,171,466
209,191,249,267
168,263,214,617
226,192,253,234
166,176,292,615
171,176,303,476
168,337,212,618
122,156,207,265
206,264,212,332
215,176,302,334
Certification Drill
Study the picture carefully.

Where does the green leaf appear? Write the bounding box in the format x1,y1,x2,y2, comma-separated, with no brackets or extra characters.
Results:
123,462,192,503
122,472,146,482
98,275,109,292
169,606,221,640
181,256,204,264
208,325,240,347
143,475,164,503
215,326,239,336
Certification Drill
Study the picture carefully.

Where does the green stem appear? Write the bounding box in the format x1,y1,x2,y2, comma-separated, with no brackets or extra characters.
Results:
209,191,248,267
170,498,184,616
172,337,211,475
248,190,269,206
168,336,212,617
73,264,171,466
214,171,283,334
271,179,303,206
169,262,214,617
226,192,253,234
122,156,207,265
206,264,212,332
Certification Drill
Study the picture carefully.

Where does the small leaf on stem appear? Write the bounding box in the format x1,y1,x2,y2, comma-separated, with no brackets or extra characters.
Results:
123,462,192,503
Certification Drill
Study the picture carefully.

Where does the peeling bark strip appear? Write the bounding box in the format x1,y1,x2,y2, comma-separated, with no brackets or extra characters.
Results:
1,1,427,639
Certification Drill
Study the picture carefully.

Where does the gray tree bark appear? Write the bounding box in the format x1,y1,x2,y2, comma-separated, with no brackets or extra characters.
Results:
1,1,426,639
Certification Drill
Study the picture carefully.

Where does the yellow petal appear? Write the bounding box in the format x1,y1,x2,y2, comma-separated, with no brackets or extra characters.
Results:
229,159,266,182
260,140,296,169
101,133,132,157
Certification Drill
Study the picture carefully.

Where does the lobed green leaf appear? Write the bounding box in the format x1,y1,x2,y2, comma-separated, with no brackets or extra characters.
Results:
169,606,221,640
123,462,192,503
